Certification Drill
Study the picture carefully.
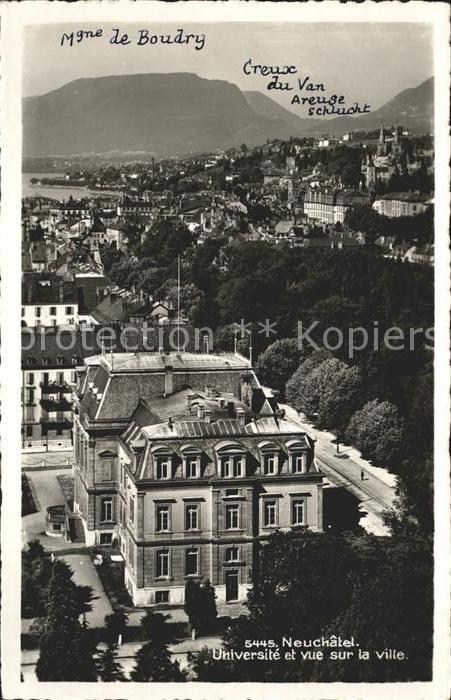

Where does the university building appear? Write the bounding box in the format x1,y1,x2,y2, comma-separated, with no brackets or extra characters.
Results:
73,352,324,606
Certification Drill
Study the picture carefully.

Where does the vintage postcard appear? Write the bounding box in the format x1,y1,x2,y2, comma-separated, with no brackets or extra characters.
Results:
0,2,450,699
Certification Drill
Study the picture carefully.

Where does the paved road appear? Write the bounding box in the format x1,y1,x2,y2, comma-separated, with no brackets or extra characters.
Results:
280,403,395,535
22,466,114,631
62,552,114,626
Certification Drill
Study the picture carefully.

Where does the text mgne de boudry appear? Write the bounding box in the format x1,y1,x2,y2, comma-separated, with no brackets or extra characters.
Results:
60,27,206,51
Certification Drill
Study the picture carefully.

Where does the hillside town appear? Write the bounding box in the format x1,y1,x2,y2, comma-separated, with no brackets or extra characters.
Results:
21,124,434,682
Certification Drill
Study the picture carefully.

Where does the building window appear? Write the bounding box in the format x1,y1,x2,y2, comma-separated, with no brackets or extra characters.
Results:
155,590,169,604
263,500,277,527
233,456,244,477
99,532,113,545
185,549,199,576
292,453,306,474
185,504,199,531
221,456,233,478
129,495,135,523
263,454,277,475
292,499,305,526
50,306,57,316
35,307,41,318
26,425,33,438
155,457,171,480
156,505,170,532
225,546,239,562
185,457,199,478
21,307,25,317
100,497,113,523
225,504,240,530
156,549,170,578
221,455,244,478
27,372,34,385
65,306,74,315
25,406,35,421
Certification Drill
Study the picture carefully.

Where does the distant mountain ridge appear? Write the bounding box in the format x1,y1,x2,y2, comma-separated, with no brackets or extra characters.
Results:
243,90,322,134
23,73,299,158
23,73,433,157
304,77,434,134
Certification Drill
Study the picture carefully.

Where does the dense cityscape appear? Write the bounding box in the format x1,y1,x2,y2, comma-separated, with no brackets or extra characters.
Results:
22,121,434,683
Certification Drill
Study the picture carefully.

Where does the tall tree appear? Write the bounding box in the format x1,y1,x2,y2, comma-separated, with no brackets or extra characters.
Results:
104,610,128,645
131,611,185,681
96,643,127,682
346,399,404,465
35,560,97,681
131,643,185,681
255,338,303,398
286,357,363,432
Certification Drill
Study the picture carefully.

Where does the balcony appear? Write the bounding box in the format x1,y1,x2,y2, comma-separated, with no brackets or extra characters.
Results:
40,417,73,429
40,397,72,412
40,381,73,395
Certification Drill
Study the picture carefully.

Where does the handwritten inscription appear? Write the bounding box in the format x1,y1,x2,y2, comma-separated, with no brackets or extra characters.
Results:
242,58,371,116
61,27,206,50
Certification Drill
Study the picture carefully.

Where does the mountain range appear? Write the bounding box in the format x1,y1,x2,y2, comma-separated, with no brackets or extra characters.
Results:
23,73,433,158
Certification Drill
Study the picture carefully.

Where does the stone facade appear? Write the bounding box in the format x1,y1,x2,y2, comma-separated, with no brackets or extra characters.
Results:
73,352,324,606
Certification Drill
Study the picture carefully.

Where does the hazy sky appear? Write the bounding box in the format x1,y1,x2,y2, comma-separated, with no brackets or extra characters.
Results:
23,22,433,115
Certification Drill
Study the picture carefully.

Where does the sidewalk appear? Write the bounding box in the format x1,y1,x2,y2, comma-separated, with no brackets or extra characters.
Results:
277,401,396,536
62,552,114,626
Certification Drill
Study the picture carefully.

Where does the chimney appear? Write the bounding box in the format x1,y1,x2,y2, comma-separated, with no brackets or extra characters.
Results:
197,404,205,420
236,407,246,428
204,408,212,423
58,283,64,302
164,365,173,397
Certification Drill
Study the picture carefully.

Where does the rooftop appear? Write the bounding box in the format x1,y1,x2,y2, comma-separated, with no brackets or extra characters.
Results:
142,415,307,440
22,275,78,305
85,352,251,373
379,192,431,203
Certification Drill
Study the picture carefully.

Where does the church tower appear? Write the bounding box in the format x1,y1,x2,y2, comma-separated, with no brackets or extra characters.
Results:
377,123,387,157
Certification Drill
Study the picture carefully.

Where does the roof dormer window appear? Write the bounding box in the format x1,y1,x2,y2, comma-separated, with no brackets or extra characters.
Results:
180,446,201,479
152,448,172,480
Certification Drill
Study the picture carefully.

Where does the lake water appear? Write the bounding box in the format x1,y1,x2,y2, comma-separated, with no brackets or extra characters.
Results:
22,173,118,201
